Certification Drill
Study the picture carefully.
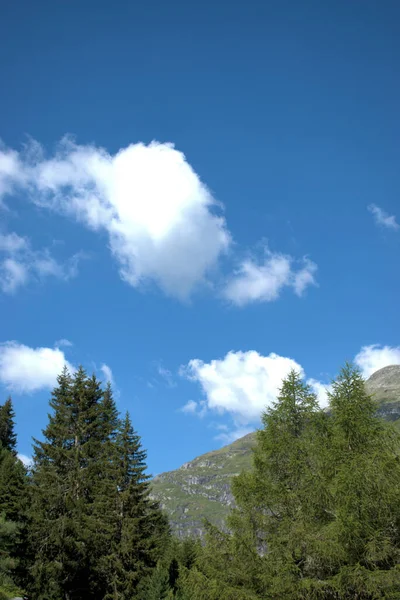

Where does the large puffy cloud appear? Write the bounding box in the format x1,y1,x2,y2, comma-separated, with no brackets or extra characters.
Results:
0,138,318,302
0,231,81,293
355,344,400,379
0,139,231,300
0,342,74,393
182,350,305,423
224,250,317,306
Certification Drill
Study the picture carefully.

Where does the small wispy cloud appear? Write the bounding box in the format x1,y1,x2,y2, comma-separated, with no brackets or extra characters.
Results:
180,399,207,418
223,248,317,307
100,363,114,385
0,231,83,294
55,339,73,348
157,365,176,388
215,426,254,445
368,204,399,231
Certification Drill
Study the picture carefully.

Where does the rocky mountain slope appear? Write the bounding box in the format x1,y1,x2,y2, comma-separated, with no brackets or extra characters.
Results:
365,365,400,421
151,365,400,538
151,433,256,537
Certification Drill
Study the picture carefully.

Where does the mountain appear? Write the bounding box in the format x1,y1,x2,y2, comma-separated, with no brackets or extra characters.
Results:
365,364,400,421
151,432,256,538
151,365,400,538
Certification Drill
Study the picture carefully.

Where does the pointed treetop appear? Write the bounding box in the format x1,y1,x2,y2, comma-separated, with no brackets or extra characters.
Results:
263,369,319,436
328,361,381,452
0,397,17,454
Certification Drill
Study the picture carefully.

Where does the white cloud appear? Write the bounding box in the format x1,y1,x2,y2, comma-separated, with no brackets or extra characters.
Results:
18,454,33,468
181,343,400,427
224,249,317,306
0,341,74,393
181,400,199,414
0,138,231,300
182,350,304,423
307,378,331,408
0,138,319,303
157,365,175,388
0,147,24,201
180,399,207,417
355,344,400,379
55,338,73,348
293,259,318,297
1,257,29,293
368,204,399,231
0,231,81,293
100,363,114,385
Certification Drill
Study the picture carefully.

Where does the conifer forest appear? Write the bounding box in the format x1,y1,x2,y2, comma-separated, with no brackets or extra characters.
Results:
2,363,400,599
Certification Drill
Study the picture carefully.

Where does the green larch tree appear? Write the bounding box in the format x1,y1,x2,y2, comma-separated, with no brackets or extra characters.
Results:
313,363,400,598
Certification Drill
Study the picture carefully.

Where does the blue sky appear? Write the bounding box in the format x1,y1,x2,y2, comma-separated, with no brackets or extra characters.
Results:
0,0,399,474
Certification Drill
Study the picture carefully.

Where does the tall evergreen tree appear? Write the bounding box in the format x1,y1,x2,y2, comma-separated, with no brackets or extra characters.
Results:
137,564,172,600
28,367,114,600
28,368,170,600
0,398,27,528
183,370,329,599
230,370,326,597
313,363,400,597
0,397,29,595
0,514,24,600
0,397,17,454
188,365,400,599
0,446,27,523
102,412,170,599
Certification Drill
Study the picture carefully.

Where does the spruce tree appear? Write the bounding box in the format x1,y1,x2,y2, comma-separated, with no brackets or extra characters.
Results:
28,368,170,600
103,412,170,599
0,397,17,454
0,399,30,596
0,398,27,527
0,514,24,600
28,367,116,600
0,446,27,523
138,564,172,600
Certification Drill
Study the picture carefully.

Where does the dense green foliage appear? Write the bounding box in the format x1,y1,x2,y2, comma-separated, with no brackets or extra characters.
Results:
183,365,400,599
0,398,17,455
26,367,169,600
2,363,400,599
0,397,27,600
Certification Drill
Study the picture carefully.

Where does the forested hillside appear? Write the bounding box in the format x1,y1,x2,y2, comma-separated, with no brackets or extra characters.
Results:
1,363,400,598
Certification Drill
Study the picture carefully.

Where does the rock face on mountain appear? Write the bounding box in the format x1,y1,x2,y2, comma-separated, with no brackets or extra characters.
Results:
151,433,256,538
151,365,400,538
366,365,400,421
